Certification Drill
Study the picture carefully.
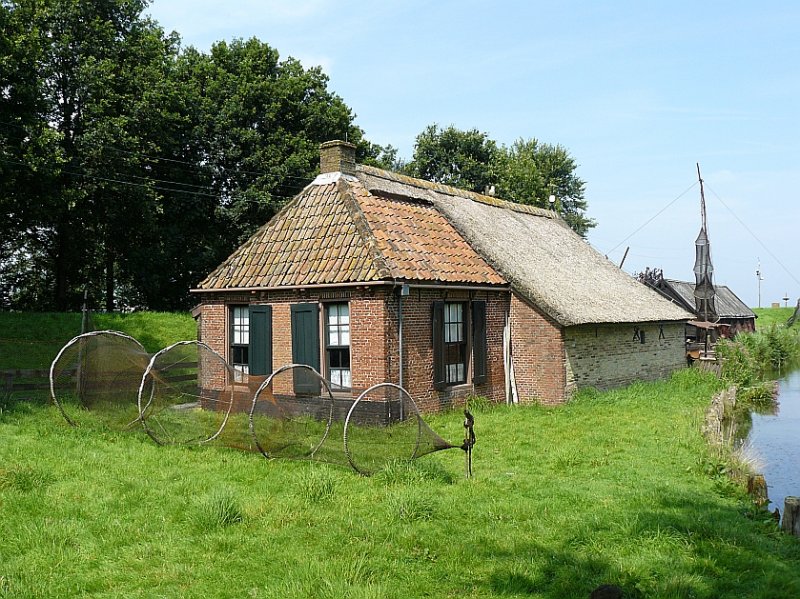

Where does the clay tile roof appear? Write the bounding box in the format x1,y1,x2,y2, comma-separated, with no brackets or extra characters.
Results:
197,181,389,290
196,175,505,291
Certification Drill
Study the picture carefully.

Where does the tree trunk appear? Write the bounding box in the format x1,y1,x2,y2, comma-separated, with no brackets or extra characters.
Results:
105,246,115,312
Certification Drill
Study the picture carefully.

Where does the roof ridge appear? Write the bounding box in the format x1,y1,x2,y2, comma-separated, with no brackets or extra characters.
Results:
357,164,557,219
337,179,394,280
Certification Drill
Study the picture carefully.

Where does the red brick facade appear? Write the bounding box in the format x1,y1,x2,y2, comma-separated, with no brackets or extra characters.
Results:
508,293,567,404
196,286,688,413
196,284,509,414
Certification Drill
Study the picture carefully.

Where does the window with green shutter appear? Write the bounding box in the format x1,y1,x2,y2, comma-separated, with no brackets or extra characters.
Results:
291,303,321,394
229,305,272,379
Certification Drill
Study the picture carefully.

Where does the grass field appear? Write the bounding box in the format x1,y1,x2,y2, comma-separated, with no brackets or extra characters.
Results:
0,311,196,370
2,367,800,598
753,306,796,329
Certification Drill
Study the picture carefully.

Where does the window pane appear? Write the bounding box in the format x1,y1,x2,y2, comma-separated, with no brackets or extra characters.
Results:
326,303,350,347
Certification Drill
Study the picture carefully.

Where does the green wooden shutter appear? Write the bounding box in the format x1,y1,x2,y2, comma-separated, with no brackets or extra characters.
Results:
291,303,320,394
248,305,272,376
432,301,446,390
472,300,488,384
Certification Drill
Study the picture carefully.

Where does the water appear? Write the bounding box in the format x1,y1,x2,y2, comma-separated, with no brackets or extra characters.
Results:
748,369,800,514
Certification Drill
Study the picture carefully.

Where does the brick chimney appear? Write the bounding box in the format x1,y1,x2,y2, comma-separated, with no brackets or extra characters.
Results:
320,140,357,175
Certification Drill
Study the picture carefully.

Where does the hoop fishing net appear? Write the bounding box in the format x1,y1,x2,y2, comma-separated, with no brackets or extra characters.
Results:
50,331,150,429
137,341,234,445
343,383,454,475
248,364,338,462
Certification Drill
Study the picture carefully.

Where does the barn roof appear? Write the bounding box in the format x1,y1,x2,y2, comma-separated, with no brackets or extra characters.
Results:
357,166,692,326
659,279,756,320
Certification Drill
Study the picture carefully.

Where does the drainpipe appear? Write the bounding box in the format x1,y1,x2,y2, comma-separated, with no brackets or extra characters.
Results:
398,283,410,421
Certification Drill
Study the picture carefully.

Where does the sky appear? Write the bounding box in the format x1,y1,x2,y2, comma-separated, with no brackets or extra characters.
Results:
146,0,800,309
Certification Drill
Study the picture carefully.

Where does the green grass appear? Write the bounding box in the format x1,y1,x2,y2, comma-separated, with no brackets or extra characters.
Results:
0,311,196,370
753,306,796,329
2,368,799,598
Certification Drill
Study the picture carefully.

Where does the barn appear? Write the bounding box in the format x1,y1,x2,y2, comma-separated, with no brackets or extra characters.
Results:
192,140,692,415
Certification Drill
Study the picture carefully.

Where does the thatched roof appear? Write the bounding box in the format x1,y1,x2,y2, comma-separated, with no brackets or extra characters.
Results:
357,166,692,326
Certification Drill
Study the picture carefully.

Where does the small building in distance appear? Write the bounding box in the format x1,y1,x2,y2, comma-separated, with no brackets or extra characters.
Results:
193,141,692,417
639,268,756,340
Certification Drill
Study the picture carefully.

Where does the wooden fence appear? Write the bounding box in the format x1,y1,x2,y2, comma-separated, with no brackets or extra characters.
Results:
2,369,52,395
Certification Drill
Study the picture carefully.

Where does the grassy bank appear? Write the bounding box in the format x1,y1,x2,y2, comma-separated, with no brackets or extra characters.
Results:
2,368,799,598
0,311,196,370
753,306,796,329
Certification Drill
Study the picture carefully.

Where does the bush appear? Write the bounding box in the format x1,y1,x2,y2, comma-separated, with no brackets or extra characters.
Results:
717,324,800,389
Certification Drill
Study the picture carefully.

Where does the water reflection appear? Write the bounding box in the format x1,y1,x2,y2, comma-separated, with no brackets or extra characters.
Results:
748,369,800,514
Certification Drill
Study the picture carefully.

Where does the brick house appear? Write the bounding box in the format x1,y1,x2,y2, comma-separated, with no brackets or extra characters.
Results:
192,140,692,416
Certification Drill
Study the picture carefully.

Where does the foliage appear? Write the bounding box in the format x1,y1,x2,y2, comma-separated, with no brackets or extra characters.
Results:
404,124,595,236
0,1,384,312
716,323,800,402
405,124,498,191
2,368,800,598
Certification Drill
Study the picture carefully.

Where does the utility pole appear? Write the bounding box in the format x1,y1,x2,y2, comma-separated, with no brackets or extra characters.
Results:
756,259,764,308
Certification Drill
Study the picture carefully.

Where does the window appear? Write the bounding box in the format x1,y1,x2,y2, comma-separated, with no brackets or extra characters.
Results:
433,300,487,390
229,305,272,379
443,302,466,384
230,305,249,376
325,303,351,390
433,301,467,389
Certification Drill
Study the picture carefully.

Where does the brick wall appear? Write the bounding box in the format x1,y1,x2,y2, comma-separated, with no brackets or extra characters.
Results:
197,289,688,412
509,293,567,404
387,288,508,413
195,285,509,415
564,321,686,391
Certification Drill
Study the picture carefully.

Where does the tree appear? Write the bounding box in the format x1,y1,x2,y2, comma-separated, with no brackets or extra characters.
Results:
406,125,595,237
0,0,178,310
494,139,595,237
405,124,498,192
0,4,381,311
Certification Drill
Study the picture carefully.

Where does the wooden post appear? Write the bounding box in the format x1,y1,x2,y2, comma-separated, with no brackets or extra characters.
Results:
782,497,800,537
747,474,769,507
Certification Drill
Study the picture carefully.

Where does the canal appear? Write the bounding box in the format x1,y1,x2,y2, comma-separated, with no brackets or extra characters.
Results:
748,369,800,514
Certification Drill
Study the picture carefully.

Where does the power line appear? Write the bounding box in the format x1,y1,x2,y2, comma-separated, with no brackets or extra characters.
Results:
0,156,305,204
605,181,699,256
0,119,322,184
706,183,800,289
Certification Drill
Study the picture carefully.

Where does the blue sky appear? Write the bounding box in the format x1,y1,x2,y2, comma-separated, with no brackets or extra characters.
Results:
147,0,800,309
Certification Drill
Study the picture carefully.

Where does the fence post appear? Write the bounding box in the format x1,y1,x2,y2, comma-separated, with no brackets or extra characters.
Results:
782,497,800,537
3,371,13,395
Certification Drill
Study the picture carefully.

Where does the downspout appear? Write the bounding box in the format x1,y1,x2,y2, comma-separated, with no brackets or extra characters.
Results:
398,283,409,420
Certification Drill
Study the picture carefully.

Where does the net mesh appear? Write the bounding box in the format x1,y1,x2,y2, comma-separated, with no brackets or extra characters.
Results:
50,331,150,429
138,341,234,445
50,332,466,475
344,383,454,475
249,364,338,462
